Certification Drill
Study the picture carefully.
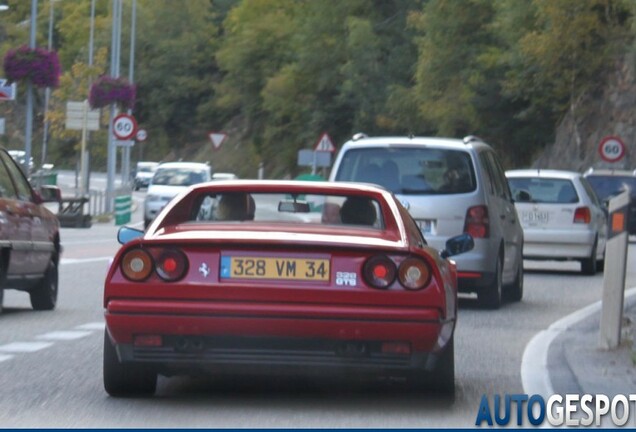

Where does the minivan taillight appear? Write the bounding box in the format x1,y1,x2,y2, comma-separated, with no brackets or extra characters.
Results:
464,205,489,238
574,207,591,224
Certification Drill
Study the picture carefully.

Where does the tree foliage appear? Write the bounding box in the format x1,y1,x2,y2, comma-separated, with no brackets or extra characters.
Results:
0,0,633,175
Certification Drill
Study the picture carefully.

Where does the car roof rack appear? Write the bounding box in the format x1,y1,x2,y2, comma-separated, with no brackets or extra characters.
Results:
462,135,483,144
352,132,368,141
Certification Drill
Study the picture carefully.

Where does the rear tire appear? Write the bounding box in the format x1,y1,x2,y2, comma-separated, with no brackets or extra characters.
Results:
409,337,455,397
103,329,157,397
0,254,6,314
505,259,523,302
597,248,605,272
29,258,58,311
581,241,597,276
478,256,502,309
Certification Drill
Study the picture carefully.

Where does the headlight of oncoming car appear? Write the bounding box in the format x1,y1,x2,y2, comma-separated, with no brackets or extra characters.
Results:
146,194,160,202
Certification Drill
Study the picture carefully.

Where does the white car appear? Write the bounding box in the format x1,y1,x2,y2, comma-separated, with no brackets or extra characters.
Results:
8,150,34,174
506,169,607,275
212,172,238,180
133,161,159,190
144,162,211,228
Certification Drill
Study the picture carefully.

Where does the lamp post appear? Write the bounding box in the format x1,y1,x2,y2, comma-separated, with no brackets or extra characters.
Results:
41,0,55,169
106,0,122,212
24,0,37,175
121,0,136,185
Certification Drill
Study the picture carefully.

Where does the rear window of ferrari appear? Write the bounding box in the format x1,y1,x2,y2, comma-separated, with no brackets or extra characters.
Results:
186,192,385,229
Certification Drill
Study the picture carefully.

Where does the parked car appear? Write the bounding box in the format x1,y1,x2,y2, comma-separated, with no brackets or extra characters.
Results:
0,148,61,314
143,161,211,228
104,180,473,396
212,172,238,181
583,168,636,235
133,161,159,190
506,169,607,275
8,149,34,175
329,134,524,309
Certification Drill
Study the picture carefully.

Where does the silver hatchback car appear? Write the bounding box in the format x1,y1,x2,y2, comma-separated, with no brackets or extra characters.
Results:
506,169,607,275
329,134,524,309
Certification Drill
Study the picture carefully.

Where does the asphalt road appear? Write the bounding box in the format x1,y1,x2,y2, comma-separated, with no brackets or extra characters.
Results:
0,189,633,428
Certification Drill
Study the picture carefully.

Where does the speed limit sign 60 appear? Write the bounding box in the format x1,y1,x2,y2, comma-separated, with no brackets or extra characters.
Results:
113,114,138,140
598,136,626,163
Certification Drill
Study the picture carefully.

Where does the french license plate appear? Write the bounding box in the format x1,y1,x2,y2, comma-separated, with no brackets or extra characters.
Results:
521,211,549,225
220,256,330,281
415,219,435,234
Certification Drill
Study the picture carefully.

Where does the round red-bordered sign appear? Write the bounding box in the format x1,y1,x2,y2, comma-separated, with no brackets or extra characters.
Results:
598,136,626,163
136,128,147,142
113,113,138,140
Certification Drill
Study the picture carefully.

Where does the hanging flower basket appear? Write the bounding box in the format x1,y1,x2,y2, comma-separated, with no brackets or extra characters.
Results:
3,46,61,88
89,76,136,110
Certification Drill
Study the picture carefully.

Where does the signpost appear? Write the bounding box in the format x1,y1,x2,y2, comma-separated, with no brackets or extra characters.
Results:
598,136,626,163
599,191,629,349
113,113,137,140
0,79,17,101
314,132,336,153
65,101,100,131
136,128,147,142
209,132,227,149
66,100,100,196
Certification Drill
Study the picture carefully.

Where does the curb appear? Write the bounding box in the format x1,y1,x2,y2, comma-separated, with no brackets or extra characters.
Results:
521,286,636,398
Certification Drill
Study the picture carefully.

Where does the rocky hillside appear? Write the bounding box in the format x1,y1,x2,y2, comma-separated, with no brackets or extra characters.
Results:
534,54,636,172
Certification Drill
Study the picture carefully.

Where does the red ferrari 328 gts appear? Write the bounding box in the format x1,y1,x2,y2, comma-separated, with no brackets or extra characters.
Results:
103,180,473,397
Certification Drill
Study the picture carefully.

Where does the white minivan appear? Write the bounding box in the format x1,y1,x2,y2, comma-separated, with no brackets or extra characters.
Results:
329,134,524,309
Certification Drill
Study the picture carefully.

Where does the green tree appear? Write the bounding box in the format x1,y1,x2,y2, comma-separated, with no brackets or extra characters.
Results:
411,0,497,137
134,0,219,161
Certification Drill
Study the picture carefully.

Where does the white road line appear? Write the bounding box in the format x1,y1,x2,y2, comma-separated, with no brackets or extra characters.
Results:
0,342,53,353
0,323,106,366
61,239,115,246
36,331,92,341
75,322,105,331
60,257,111,265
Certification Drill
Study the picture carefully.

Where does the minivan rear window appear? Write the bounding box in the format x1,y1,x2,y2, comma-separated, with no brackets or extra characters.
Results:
334,147,476,195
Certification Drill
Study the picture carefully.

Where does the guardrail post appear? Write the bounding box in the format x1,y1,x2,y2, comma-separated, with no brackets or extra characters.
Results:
599,190,629,349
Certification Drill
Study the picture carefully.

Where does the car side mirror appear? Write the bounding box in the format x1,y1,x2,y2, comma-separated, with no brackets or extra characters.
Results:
117,226,144,244
441,233,474,259
38,185,62,203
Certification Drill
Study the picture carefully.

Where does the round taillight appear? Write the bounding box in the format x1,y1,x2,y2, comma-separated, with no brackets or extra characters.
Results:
121,249,153,281
363,255,396,289
155,249,188,281
398,257,432,290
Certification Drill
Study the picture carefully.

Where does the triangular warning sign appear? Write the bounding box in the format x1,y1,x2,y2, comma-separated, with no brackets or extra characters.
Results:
314,132,335,152
209,132,227,149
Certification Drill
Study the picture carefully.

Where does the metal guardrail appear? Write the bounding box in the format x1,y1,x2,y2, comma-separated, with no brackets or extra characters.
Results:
68,187,132,219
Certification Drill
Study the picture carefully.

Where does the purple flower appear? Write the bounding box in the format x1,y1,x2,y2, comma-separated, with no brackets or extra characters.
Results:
3,46,60,88
89,76,136,110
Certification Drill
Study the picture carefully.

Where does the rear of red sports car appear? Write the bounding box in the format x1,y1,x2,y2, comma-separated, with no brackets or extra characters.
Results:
103,182,463,396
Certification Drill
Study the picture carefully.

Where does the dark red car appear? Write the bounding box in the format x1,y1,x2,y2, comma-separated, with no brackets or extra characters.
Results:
103,181,472,396
0,148,61,313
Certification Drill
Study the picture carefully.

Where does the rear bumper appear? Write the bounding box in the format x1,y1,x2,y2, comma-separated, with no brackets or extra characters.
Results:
105,299,453,376
522,229,595,259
